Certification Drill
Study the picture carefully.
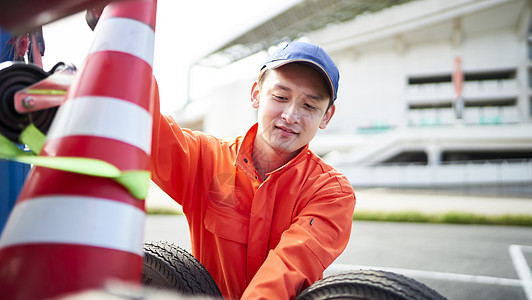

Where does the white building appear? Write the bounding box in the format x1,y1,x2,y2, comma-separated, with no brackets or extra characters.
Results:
177,0,532,196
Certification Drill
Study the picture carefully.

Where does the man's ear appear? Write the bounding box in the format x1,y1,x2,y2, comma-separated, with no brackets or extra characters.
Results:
251,81,260,109
319,104,335,129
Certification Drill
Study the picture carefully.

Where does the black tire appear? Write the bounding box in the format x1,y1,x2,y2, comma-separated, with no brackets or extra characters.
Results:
142,241,222,298
296,270,446,300
0,62,57,143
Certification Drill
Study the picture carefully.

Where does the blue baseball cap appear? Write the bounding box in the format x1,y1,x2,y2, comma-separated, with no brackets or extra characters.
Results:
261,41,339,101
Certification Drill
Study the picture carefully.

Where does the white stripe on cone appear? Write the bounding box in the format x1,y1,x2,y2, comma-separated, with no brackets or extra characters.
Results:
0,196,145,255
90,17,155,67
46,96,153,154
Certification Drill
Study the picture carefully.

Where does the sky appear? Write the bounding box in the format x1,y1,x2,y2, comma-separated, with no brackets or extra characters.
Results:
41,0,302,113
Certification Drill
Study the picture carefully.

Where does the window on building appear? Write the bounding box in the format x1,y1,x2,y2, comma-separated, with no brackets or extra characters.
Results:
529,67,532,89
377,151,428,166
528,36,532,61
441,150,532,163
464,98,516,107
408,74,451,84
464,69,516,81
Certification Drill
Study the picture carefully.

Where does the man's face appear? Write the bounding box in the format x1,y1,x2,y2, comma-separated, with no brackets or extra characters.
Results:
251,63,335,157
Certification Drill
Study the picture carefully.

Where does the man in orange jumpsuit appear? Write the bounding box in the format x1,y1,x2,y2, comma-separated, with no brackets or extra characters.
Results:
150,41,356,299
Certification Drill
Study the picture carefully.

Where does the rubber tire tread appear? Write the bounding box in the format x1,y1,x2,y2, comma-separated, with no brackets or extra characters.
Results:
296,269,446,300
142,241,222,298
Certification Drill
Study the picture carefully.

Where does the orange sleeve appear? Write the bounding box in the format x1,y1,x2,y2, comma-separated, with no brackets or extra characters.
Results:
241,186,356,300
149,87,202,206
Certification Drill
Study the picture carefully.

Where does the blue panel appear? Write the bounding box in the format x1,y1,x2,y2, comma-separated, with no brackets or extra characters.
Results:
0,27,15,62
0,26,29,234
0,160,30,233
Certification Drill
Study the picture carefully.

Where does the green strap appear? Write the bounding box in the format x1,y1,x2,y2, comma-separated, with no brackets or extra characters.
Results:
15,156,122,177
114,170,151,199
20,124,46,155
26,89,67,95
0,134,29,157
0,126,150,200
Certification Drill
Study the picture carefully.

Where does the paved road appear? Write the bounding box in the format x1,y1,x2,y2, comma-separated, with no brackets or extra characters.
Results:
144,215,532,300
331,221,532,300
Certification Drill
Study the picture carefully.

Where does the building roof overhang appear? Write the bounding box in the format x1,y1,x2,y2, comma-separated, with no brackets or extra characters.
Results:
200,0,412,67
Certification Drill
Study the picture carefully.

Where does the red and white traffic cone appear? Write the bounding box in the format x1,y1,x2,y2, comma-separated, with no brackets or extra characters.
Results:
0,0,157,298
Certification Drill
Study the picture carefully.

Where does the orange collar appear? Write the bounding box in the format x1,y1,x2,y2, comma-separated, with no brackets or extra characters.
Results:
234,123,310,181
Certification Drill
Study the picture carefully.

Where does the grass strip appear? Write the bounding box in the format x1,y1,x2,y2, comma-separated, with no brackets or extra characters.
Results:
146,208,532,227
354,210,532,227
146,208,182,215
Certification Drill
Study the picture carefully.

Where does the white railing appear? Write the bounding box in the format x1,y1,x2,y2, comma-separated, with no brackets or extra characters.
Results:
407,108,455,126
405,82,453,102
407,106,520,126
404,79,519,102
463,79,518,98
463,106,519,124
338,160,532,188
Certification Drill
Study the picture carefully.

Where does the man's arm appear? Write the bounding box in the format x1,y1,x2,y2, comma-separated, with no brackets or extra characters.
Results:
241,189,355,299
149,85,203,205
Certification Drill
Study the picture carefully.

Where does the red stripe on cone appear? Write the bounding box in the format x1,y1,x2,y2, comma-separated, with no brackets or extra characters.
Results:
16,167,145,211
42,135,150,171
69,51,153,112
101,0,157,29
0,0,157,298
0,244,142,299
